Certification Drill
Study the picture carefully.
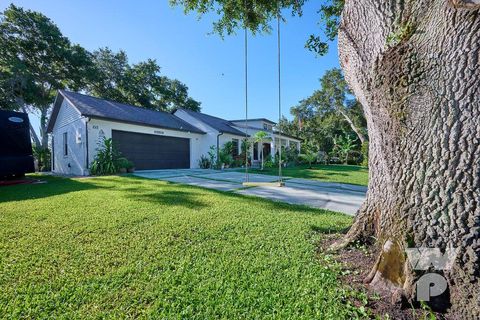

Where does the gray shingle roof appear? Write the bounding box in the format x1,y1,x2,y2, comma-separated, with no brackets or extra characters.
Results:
230,118,276,125
47,91,205,134
178,109,247,136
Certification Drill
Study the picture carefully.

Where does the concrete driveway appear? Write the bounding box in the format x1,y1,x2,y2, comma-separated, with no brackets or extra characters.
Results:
134,169,366,216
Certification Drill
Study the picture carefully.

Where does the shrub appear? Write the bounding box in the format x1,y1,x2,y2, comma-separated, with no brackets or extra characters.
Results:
263,155,274,169
207,145,216,169
217,142,236,168
346,150,363,165
317,151,328,165
33,146,51,172
299,151,317,168
274,152,285,167
198,155,211,169
116,157,130,169
233,154,247,167
218,151,233,168
222,141,234,156
90,138,121,175
125,160,134,170
284,146,299,165
329,157,342,164
241,139,251,155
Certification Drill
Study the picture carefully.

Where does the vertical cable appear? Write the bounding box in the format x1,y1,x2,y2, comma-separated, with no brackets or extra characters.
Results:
244,1,249,183
277,1,283,184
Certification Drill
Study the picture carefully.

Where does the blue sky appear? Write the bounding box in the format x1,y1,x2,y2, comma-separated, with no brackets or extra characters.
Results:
1,0,340,132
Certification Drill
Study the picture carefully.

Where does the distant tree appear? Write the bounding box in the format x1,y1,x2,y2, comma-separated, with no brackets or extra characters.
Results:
0,4,94,149
88,48,201,112
88,48,128,103
0,70,21,111
308,69,367,144
280,69,368,155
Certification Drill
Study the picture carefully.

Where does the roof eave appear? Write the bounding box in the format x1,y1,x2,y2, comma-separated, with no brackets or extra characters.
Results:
87,115,206,135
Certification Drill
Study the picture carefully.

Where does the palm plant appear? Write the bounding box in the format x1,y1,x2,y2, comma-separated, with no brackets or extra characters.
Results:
299,151,317,169
333,134,357,164
253,131,270,170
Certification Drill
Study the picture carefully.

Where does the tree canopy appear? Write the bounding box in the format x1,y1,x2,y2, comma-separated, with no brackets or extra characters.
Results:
88,48,201,112
170,0,344,55
280,69,367,156
0,4,201,151
0,4,95,147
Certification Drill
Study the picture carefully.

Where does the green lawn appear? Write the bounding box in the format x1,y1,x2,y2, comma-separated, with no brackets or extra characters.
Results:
242,165,369,186
0,175,367,319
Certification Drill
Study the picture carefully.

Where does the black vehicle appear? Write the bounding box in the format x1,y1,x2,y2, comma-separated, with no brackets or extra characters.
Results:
0,109,35,178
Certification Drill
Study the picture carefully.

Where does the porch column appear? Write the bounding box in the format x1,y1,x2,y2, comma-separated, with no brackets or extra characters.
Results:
271,135,276,156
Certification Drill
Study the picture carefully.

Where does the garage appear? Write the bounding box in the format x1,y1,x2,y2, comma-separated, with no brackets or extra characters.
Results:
112,130,190,170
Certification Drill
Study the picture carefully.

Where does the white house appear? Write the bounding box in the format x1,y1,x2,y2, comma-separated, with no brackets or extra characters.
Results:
228,118,301,163
47,90,301,175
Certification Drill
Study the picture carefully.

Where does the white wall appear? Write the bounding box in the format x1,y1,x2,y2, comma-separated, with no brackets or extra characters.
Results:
231,120,273,131
173,110,218,162
87,118,204,169
51,100,87,176
174,110,245,162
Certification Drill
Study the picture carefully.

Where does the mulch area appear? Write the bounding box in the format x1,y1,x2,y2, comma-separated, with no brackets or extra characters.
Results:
0,178,45,187
319,235,452,319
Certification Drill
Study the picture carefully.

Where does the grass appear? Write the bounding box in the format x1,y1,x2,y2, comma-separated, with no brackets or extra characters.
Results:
242,165,369,186
0,175,368,319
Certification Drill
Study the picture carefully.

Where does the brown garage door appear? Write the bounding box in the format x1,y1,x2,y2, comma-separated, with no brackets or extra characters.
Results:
112,130,190,170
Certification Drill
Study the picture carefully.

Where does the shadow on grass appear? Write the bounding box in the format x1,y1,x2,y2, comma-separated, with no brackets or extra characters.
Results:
244,164,368,186
314,165,367,172
323,172,349,177
310,224,348,234
0,175,106,202
98,175,356,220
126,175,355,218
127,189,207,209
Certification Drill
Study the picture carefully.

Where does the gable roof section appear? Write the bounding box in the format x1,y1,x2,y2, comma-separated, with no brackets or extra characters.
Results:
273,131,303,142
47,90,205,134
230,118,276,125
177,109,247,136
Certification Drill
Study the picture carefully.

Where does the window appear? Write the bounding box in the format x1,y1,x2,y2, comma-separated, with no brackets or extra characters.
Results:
63,132,68,156
263,123,268,130
232,139,239,157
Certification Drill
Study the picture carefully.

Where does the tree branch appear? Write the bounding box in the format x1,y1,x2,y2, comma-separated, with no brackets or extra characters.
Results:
338,108,367,144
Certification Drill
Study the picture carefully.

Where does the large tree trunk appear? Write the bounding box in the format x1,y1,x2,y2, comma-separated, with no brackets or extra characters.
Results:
19,102,41,148
39,107,49,149
337,0,480,316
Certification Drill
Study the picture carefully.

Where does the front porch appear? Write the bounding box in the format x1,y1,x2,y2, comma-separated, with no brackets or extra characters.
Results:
250,135,300,166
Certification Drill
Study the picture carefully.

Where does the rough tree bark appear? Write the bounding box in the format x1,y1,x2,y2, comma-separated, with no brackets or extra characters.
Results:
336,0,480,316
